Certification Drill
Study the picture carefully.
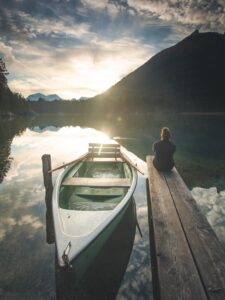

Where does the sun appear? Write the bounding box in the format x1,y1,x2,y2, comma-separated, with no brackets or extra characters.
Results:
91,70,118,93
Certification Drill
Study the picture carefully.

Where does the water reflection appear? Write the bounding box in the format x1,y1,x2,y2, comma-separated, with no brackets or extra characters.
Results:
1,113,225,189
192,187,225,248
0,140,13,183
0,115,225,299
117,174,152,300
31,126,60,133
0,126,151,299
0,118,28,183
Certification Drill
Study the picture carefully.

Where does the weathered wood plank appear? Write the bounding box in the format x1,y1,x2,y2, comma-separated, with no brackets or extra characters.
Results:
88,149,121,154
88,152,121,157
164,169,225,300
42,154,53,190
146,156,207,300
89,143,119,148
62,177,131,187
41,154,55,244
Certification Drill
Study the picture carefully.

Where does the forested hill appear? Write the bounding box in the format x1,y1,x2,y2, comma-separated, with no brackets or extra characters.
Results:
0,58,29,116
90,31,225,113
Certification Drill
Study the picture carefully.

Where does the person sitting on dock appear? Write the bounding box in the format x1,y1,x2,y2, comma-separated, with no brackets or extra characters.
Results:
152,127,176,172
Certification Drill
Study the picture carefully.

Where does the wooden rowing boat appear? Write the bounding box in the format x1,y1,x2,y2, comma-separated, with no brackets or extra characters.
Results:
53,143,138,280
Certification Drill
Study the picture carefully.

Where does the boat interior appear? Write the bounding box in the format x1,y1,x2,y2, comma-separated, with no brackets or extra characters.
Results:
59,160,133,211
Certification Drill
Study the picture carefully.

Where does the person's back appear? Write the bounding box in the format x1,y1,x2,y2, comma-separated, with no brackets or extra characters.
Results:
152,127,176,172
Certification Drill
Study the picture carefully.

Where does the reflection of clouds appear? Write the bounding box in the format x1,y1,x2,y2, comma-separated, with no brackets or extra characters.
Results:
0,177,45,242
18,215,44,230
192,187,225,247
137,206,148,215
0,214,44,241
12,127,110,149
6,127,111,182
117,174,152,300
0,128,151,299
0,178,54,299
3,127,113,198
0,218,17,240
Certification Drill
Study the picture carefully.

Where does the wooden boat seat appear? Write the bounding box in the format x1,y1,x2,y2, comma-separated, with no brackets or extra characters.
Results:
88,143,121,158
86,158,123,162
62,177,131,187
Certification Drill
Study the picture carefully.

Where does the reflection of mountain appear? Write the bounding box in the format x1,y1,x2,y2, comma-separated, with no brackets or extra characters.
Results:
30,126,60,133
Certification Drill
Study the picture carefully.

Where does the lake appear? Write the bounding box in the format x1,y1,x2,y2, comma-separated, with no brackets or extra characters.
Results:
0,113,224,300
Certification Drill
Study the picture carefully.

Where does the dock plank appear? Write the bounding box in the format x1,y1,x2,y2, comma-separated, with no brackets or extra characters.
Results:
165,169,225,300
147,156,207,300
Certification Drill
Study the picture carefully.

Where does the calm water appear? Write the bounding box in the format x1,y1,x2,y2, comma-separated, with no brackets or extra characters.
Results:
0,114,225,299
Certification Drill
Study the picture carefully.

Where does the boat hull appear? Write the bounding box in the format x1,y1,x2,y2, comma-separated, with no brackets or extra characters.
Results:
55,196,137,300
53,154,137,282
70,195,135,281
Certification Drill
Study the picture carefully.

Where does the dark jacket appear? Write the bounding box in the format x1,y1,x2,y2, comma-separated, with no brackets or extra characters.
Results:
152,139,176,171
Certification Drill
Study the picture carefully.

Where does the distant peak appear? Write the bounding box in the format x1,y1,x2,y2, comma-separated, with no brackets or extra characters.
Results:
191,29,199,36
178,30,225,47
27,93,61,101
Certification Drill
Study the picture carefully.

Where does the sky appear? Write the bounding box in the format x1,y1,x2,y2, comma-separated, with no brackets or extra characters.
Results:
0,0,224,99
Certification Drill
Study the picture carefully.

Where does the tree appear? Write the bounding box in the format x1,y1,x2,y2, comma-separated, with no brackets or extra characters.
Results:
0,58,29,115
0,57,9,86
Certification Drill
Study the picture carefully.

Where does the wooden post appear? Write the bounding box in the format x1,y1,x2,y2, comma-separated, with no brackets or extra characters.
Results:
42,154,53,192
42,154,55,244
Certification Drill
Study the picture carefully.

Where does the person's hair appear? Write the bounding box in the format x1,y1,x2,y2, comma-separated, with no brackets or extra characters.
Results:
160,127,171,140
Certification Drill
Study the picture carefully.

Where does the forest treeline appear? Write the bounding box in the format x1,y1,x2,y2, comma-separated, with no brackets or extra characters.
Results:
0,58,30,115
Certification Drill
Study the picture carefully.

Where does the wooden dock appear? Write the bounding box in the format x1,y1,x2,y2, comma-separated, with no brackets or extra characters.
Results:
146,156,225,300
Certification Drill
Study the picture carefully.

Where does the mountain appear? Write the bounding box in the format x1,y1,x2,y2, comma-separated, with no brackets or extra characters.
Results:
27,93,61,101
91,31,225,112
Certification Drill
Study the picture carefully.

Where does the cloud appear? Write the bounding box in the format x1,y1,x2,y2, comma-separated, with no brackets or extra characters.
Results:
7,35,154,98
128,0,225,31
14,10,91,39
1,0,224,98
0,0,159,98
0,6,91,41
0,40,17,64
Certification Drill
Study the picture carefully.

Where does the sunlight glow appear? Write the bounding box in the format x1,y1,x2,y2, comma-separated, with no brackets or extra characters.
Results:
6,37,153,99
89,70,118,92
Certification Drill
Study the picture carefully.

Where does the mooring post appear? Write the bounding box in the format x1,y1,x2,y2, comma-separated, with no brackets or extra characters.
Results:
42,154,53,193
42,154,55,244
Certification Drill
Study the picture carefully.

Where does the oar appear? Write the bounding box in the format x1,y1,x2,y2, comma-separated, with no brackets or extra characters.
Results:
48,152,89,173
120,150,145,175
